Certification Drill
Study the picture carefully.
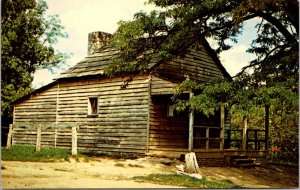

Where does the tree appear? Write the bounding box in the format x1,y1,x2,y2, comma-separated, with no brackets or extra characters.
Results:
108,0,298,160
108,0,298,82
108,0,298,120
1,0,67,124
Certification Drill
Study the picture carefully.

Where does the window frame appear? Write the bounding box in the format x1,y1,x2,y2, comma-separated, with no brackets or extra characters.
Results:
87,96,98,117
167,104,174,117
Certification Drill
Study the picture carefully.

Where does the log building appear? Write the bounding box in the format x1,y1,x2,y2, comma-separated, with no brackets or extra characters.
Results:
11,31,267,166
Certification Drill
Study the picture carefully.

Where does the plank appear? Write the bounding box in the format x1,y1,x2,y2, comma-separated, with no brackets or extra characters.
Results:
78,136,147,142
78,128,146,133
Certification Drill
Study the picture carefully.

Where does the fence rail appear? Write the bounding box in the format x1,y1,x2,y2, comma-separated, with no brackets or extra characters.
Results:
193,125,224,150
227,129,266,150
7,123,79,155
6,122,147,154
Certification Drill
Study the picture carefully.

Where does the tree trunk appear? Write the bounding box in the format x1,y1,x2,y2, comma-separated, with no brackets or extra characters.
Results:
185,152,200,173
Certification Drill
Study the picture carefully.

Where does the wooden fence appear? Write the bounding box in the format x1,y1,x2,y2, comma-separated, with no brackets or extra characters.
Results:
227,129,266,150
6,122,148,155
7,123,79,155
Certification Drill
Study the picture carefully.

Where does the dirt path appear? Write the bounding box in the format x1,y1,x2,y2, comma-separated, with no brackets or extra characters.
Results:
200,164,298,188
1,157,181,188
1,157,298,188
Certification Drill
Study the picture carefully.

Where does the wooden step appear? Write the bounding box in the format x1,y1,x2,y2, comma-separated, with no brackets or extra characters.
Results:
229,155,249,160
232,158,256,165
228,155,261,167
233,158,256,162
237,162,261,167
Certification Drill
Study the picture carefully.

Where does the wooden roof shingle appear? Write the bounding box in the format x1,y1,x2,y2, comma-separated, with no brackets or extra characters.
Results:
59,48,119,79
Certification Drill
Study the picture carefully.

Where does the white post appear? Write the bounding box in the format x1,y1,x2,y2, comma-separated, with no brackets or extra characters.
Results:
6,124,13,149
188,92,194,151
72,125,77,155
54,129,57,148
36,124,42,152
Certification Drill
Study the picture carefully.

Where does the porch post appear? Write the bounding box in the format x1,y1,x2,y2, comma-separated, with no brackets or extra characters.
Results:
242,116,248,150
220,102,225,150
265,105,269,150
188,92,194,151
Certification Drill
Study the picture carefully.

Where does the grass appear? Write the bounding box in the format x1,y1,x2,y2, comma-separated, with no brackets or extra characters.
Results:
2,145,71,162
132,174,241,188
81,151,142,160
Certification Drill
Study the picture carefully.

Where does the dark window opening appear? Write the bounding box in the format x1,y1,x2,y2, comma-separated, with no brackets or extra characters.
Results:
167,104,174,117
88,97,98,115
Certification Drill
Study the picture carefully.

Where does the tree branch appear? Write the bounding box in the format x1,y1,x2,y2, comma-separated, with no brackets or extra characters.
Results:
255,11,296,43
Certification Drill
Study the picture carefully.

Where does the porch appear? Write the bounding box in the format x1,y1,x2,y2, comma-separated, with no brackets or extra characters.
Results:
148,93,269,165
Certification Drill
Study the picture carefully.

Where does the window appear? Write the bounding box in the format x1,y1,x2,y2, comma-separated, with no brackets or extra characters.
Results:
88,97,98,116
167,104,174,117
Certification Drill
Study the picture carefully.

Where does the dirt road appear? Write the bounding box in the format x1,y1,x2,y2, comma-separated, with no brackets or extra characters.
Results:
1,157,298,188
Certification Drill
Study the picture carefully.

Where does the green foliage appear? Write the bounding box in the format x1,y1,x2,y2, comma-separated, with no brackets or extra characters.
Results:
1,145,71,162
229,77,298,163
1,0,68,120
173,79,233,116
132,174,241,188
108,0,298,79
108,2,298,164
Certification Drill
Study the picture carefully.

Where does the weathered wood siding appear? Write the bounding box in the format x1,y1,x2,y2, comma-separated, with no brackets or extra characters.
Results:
14,84,58,123
148,95,189,152
11,124,73,149
152,44,224,83
13,75,150,153
151,76,176,95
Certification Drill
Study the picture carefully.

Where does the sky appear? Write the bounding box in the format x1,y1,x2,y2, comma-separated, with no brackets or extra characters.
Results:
32,0,257,88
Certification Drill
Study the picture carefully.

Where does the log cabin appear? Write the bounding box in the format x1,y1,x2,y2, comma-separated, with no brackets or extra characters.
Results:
10,31,267,166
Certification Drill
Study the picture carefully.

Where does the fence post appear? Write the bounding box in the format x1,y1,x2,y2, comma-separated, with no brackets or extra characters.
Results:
220,103,225,150
36,124,42,152
227,130,231,149
6,124,13,149
254,130,258,150
71,125,77,155
54,129,57,148
205,127,209,149
242,116,248,150
265,105,269,150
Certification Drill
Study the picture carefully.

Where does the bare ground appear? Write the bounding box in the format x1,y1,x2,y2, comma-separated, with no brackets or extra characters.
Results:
1,156,298,188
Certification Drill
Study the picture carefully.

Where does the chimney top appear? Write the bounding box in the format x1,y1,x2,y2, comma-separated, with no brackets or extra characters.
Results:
88,31,112,55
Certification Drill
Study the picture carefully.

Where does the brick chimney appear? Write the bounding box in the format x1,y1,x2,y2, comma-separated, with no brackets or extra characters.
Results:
87,31,112,55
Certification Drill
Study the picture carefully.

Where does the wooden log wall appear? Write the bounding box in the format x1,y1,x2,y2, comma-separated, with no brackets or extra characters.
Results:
14,84,58,123
152,45,224,83
13,75,150,154
150,76,176,95
148,95,189,152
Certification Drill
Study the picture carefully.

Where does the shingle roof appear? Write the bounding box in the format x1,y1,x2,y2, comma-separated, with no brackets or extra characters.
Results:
59,48,119,79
